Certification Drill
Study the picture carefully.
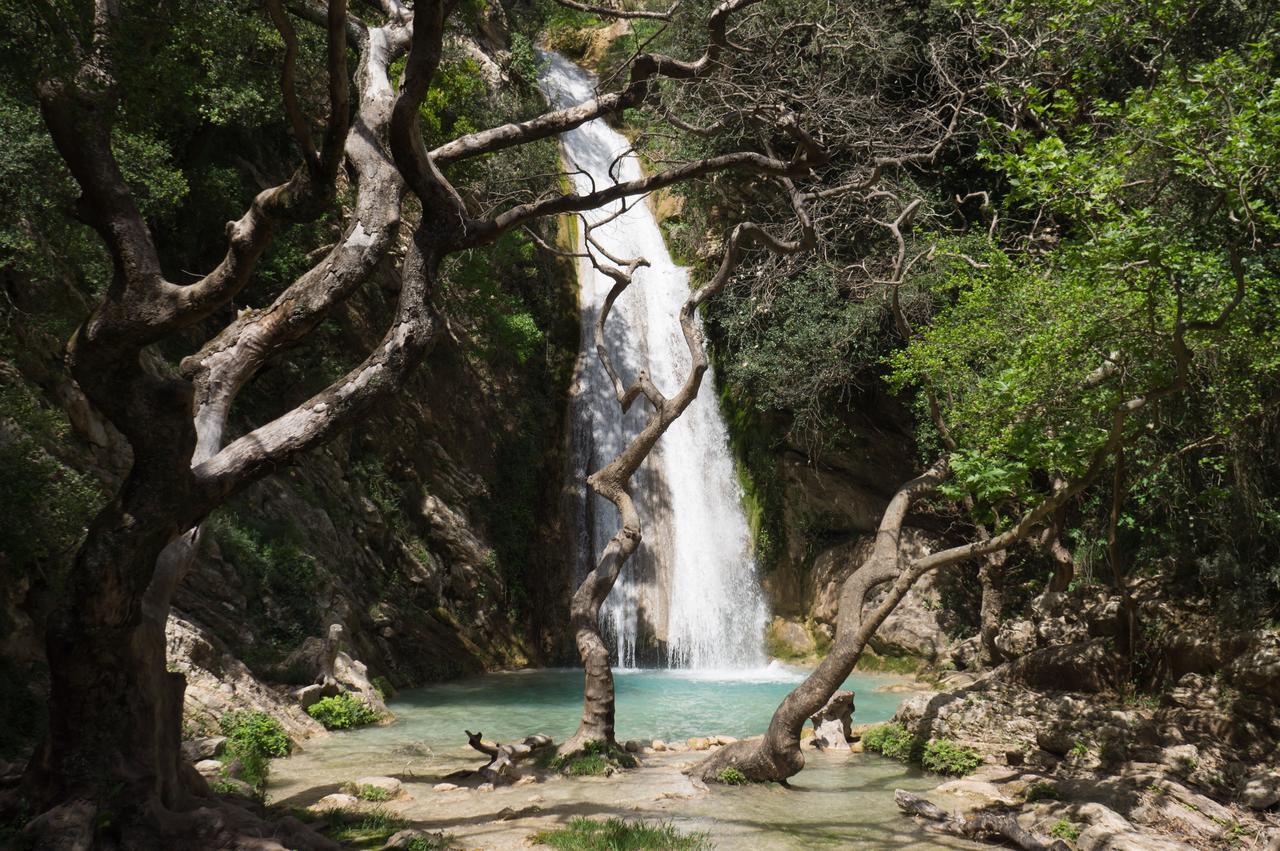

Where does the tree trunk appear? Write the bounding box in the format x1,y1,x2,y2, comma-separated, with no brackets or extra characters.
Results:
978,551,1007,668
690,461,948,783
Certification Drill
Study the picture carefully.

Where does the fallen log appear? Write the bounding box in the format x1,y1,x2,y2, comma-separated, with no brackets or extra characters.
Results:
465,731,554,785
894,790,1070,851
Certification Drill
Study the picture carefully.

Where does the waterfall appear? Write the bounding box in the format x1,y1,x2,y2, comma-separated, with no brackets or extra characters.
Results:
540,52,769,671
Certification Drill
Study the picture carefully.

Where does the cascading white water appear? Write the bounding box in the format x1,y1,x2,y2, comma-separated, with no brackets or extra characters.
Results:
540,52,769,671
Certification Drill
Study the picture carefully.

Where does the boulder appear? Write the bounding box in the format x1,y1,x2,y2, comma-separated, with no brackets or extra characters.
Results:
994,620,1037,659
651,739,668,752
1005,639,1120,693
687,737,711,751
1242,770,1280,810
181,736,227,762
809,690,855,750
713,735,738,746
293,681,340,710
311,793,358,811
194,759,223,779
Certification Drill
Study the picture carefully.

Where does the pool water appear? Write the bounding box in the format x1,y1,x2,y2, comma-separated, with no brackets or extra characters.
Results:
268,667,978,849
342,665,911,748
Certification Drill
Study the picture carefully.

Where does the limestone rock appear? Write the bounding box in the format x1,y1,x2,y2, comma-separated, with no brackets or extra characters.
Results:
386,829,451,850
181,736,227,762
994,620,1037,659
311,793,358,811
166,613,323,741
194,759,223,778
809,690,854,750
433,783,460,792
713,735,738,746
1005,638,1121,693
1242,770,1280,810
651,739,668,751
767,617,815,658
687,737,711,751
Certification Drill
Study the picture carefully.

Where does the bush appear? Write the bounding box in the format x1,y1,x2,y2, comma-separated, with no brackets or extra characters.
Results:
307,693,380,730
532,817,712,850
218,710,290,790
920,739,982,776
716,767,749,786
861,724,921,763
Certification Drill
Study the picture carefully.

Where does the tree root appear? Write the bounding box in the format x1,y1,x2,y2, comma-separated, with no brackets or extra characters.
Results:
894,790,1070,850
20,794,341,851
465,731,554,785
687,737,798,784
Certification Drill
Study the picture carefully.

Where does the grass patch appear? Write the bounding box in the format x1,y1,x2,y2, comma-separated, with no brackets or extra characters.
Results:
549,740,635,775
920,739,982,776
350,783,391,802
532,817,712,850
317,806,408,847
307,693,381,730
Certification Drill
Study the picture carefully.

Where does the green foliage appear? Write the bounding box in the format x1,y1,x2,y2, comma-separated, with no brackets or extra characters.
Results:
0,660,46,759
206,510,321,648
1050,819,1081,841
306,693,381,730
219,710,289,791
715,767,749,786
532,817,713,851
861,724,922,763
0,374,105,578
1025,781,1061,802
920,739,982,776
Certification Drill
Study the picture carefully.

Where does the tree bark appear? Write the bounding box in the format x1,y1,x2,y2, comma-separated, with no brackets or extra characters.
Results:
978,550,1007,668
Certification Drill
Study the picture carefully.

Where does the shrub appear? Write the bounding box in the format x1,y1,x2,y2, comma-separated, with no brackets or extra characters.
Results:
307,693,380,730
716,767,749,786
219,710,289,790
1025,781,1061,802
920,739,982,776
861,724,920,763
532,817,712,850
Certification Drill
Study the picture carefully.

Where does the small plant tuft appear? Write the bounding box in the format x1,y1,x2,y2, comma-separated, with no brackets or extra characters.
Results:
716,767,749,785
1050,819,1081,841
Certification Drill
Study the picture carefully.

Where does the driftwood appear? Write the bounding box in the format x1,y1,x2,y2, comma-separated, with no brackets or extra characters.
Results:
894,790,1070,851
465,731,554,785
809,690,855,749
